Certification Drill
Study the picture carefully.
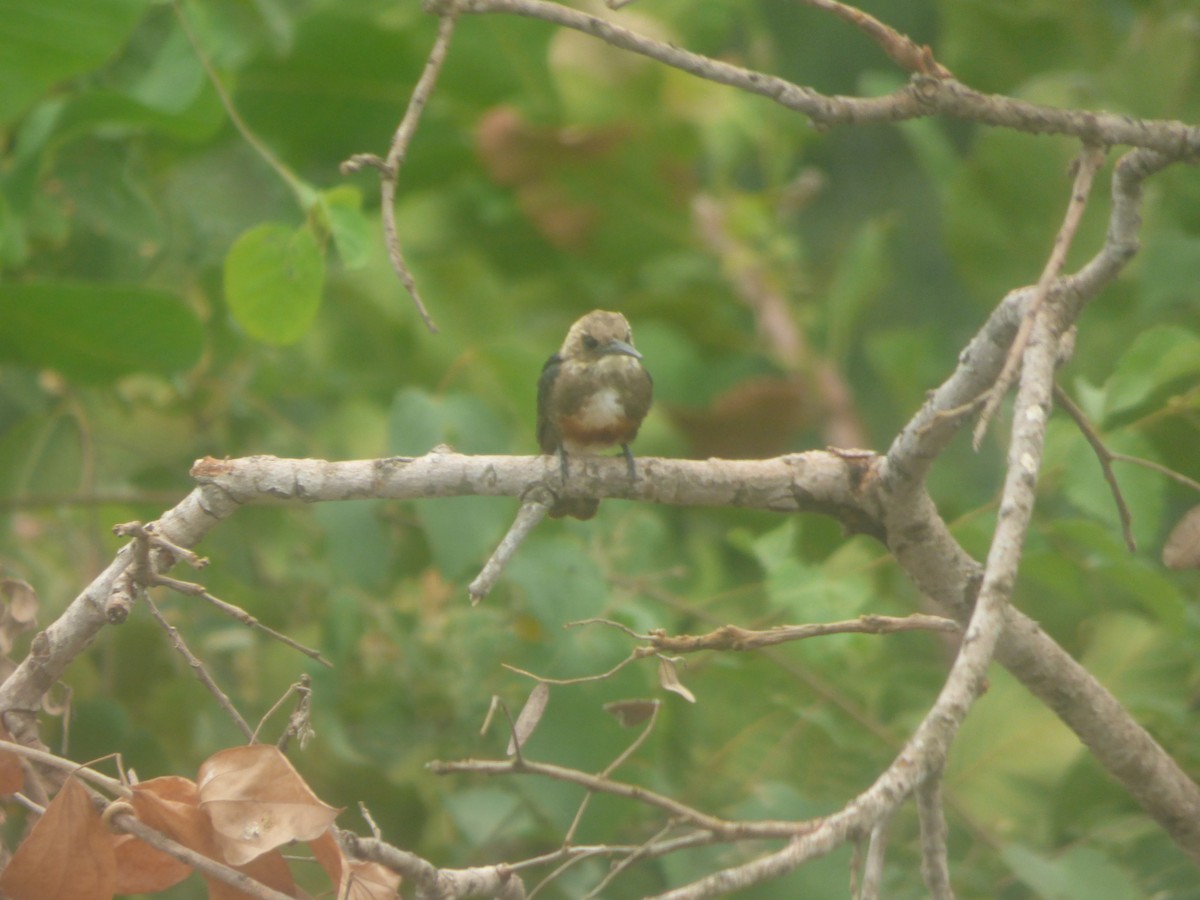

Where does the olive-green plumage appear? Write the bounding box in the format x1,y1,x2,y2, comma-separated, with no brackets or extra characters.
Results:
537,310,653,519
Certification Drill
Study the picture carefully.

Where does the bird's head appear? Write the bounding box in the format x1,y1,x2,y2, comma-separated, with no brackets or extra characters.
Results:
560,310,642,362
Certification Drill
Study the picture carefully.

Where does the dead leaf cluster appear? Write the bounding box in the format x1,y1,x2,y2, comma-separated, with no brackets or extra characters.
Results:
0,744,399,900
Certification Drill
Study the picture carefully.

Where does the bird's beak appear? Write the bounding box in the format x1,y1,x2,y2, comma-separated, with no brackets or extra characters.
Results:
603,339,642,360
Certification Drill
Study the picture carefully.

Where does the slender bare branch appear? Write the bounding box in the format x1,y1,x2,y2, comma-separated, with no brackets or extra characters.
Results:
470,491,552,604
341,13,458,332
916,765,954,900
143,593,254,742
423,0,1200,156
1053,384,1136,551
973,144,1106,448
429,755,811,839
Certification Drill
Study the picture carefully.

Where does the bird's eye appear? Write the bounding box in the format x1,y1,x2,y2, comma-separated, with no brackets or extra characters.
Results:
582,334,599,350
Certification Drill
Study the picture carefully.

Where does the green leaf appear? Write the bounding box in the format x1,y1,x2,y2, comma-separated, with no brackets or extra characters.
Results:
320,187,371,270
1102,325,1200,423
1137,230,1200,315
1053,424,1164,554
740,519,872,625
0,0,151,124
313,502,391,591
387,388,513,579
1003,843,1139,900
826,216,892,365
0,283,202,382
224,222,325,345
417,496,511,582
507,536,608,627
388,388,511,457
945,126,1083,303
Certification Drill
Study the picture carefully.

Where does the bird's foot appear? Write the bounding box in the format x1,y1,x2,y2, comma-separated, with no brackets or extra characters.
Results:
621,443,638,481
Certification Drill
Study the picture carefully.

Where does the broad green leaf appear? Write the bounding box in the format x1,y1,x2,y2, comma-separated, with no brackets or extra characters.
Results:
388,388,511,457
0,0,151,124
1137,230,1200,315
124,25,207,114
1101,325,1200,422
826,216,892,366
224,222,324,345
949,667,1081,842
417,497,510,582
507,536,608,627
1003,843,1139,900
0,283,202,382
313,502,391,591
739,519,872,626
945,126,1082,303
1052,424,1164,553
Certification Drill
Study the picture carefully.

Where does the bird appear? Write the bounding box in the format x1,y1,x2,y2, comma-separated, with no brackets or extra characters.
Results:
537,310,653,519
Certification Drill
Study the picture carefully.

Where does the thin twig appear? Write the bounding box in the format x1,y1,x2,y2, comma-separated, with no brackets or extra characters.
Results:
252,676,312,746
428,756,810,839
973,145,1107,448
424,0,1200,156
153,573,331,667
0,739,128,797
1053,384,1136,551
143,593,254,741
110,809,295,900
502,649,647,686
580,821,678,900
859,806,894,900
650,614,960,654
916,766,954,900
1111,453,1200,495
793,0,952,78
563,702,661,845
173,0,311,208
341,13,458,332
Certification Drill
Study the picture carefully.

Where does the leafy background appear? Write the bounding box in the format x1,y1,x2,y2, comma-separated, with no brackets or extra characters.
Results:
2,0,1200,896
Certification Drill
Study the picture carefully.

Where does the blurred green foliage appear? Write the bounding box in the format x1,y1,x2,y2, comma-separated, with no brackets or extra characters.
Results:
2,0,1200,896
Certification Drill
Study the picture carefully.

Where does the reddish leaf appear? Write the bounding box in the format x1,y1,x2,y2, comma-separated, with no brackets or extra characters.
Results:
0,777,116,900
112,831,192,895
310,828,401,900
132,774,296,899
198,745,340,866
0,725,25,795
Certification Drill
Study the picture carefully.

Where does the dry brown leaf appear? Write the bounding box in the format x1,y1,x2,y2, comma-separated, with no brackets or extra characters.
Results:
657,658,696,703
131,776,216,854
0,578,38,655
112,831,192,895
131,774,297,899
1163,505,1200,570
0,725,25,795
198,744,340,867
0,776,116,900
603,699,659,728
310,828,401,900
341,859,402,900
507,682,550,756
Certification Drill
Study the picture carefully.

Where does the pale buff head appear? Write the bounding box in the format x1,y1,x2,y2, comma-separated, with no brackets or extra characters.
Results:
559,310,640,361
